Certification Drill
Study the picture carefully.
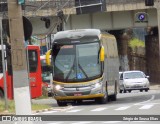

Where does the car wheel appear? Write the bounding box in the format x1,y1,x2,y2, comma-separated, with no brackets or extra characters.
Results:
140,89,143,92
145,89,148,92
119,90,123,93
123,89,127,93
128,90,132,93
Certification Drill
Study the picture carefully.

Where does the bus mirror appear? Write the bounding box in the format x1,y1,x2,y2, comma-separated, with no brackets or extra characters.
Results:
100,46,105,61
46,49,51,65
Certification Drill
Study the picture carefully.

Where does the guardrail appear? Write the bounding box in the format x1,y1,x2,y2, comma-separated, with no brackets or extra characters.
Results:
25,0,146,11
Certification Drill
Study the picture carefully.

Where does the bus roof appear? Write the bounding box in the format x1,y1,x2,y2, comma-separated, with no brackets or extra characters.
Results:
54,29,102,41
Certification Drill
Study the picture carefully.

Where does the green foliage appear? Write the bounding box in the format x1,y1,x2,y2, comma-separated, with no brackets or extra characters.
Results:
0,100,51,113
129,38,145,49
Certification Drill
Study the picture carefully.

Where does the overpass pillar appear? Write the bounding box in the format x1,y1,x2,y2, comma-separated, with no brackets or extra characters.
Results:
157,9,160,60
156,1,160,65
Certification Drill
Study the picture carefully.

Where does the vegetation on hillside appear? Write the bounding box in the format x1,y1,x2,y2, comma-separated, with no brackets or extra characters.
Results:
128,38,145,49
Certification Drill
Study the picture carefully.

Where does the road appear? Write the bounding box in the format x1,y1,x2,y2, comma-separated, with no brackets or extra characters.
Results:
1,89,160,124
33,89,160,124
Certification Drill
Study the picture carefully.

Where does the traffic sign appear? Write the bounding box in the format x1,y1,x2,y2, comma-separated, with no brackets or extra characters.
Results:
135,12,148,23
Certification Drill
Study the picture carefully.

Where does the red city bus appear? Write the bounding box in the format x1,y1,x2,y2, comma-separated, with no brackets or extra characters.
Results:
0,45,43,99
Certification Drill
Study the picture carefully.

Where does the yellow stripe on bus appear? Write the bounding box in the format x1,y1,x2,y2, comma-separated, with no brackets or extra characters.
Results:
54,94,104,100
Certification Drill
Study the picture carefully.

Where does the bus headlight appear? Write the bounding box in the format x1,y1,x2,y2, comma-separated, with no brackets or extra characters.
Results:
94,82,102,88
55,85,63,90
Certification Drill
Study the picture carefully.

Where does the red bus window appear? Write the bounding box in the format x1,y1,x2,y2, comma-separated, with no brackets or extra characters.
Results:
28,50,38,72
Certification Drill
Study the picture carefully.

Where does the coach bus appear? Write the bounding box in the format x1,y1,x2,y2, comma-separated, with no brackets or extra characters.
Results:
46,29,119,106
0,45,43,99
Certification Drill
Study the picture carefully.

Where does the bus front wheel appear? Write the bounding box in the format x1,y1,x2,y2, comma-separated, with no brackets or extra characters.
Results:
95,92,108,104
57,100,67,106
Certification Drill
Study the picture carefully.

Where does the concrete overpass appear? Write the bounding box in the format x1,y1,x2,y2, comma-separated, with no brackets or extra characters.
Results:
23,0,158,35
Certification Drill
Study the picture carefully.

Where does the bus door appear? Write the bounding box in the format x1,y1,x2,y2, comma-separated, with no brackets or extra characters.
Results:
27,46,42,98
0,45,13,99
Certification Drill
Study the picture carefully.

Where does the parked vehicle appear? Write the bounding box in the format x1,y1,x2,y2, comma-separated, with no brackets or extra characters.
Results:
119,70,150,93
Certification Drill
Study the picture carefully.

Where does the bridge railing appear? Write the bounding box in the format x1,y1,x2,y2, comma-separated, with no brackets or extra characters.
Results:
25,0,146,11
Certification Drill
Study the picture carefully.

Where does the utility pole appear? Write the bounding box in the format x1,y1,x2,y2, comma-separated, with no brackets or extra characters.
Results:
7,0,32,115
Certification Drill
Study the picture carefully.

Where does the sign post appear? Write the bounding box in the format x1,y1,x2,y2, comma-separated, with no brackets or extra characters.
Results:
7,0,32,116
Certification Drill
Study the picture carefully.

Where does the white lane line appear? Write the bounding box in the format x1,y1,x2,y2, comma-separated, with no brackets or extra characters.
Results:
66,109,82,112
115,106,130,111
102,121,122,123
42,111,58,114
139,104,154,110
132,121,146,123
71,122,93,124
91,107,107,111
47,122,63,124
134,95,155,105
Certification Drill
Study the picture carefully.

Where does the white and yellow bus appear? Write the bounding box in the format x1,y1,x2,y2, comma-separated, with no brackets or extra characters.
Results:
46,29,119,106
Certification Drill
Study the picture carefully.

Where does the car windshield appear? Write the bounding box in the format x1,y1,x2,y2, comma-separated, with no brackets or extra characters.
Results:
52,42,101,82
124,72,145,79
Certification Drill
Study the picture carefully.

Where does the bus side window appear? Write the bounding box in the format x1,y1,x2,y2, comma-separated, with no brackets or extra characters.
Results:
28,50,38,72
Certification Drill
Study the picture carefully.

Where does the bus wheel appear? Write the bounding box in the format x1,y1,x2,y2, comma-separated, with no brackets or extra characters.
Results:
57,100,67,106
110,84,117,101
95,92,108,104
0,90,4,99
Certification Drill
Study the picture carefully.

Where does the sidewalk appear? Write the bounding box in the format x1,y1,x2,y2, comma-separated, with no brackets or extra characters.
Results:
149,82,160,90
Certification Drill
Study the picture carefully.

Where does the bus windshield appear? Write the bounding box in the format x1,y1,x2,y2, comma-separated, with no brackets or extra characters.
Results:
53,42,101,82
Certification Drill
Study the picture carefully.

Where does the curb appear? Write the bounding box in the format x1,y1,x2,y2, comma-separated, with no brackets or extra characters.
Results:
33,105,73,114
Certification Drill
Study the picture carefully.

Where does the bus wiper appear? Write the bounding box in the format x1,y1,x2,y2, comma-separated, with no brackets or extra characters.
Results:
66,58,76,81
78,63,89,79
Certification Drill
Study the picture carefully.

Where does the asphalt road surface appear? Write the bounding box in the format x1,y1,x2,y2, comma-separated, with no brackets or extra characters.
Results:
32,90,160,124
1,89,160,124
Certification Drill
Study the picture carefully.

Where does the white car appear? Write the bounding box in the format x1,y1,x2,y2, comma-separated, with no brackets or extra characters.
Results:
119,71,150,93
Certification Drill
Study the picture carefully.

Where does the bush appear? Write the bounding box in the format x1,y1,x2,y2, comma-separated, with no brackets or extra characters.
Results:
129,38,145,49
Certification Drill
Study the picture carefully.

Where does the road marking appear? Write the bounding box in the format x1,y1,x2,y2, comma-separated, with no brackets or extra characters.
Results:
66,109,82,112
42,111,58,114
71,122,93,124
102,121,121,123
115,106,130,110
91,107,107,111
139,104,154,110
134,95,155,105
47,122,63,124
